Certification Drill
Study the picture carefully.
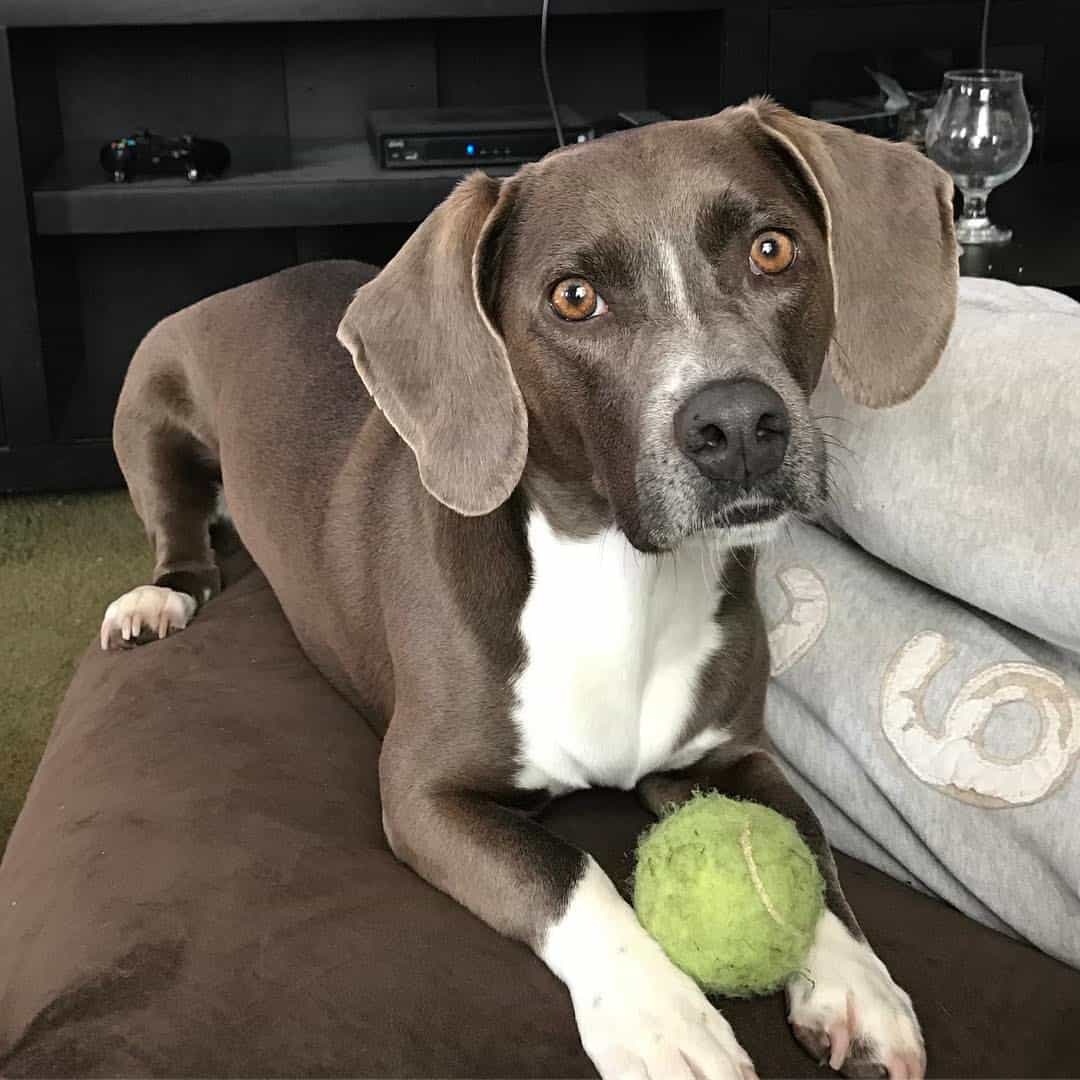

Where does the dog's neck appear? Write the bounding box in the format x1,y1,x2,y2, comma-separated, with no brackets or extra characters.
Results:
521,463,613,543
521,460,766,578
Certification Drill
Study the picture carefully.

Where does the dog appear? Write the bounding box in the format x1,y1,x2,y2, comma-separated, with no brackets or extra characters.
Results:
101,99,957,1079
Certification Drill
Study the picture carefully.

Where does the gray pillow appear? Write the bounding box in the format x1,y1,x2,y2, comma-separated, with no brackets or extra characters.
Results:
810,277,1080,653
760,521,1080,970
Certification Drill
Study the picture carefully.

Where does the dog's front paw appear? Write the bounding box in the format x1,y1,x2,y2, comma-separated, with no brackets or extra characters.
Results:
545,858,757,1079
787,911,924,1079
100,585,196,650
572,941,756,1080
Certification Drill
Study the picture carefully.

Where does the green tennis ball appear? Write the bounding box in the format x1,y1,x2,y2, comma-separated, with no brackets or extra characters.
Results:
633,792,825,998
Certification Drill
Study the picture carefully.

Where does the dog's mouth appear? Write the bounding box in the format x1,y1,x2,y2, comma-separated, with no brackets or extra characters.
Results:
709,497,785,530
625,425,826,553
624,495,790,553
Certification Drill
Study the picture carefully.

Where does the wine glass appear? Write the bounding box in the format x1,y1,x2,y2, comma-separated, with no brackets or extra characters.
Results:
925,69,1033,245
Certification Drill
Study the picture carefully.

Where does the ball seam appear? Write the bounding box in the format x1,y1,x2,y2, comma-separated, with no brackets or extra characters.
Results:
739,820,790,931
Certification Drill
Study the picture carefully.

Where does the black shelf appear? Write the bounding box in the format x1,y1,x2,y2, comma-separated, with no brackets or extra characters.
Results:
0,0,724,26
3,1,735,491
33,138,518,235
4,0,1079,493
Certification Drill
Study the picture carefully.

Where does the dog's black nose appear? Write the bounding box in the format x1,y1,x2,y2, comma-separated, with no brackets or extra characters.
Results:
674,379,790,484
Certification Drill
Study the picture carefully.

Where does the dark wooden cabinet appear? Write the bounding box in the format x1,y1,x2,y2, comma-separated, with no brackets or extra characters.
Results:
0,0,1077,491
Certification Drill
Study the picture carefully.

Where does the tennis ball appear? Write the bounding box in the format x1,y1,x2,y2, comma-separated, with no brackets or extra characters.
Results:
633,792,825,997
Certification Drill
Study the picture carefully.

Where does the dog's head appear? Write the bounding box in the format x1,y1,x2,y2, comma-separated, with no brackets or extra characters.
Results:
338,100,957,551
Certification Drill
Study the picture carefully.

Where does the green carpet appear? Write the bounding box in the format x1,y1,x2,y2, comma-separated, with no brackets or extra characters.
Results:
0,491,149,854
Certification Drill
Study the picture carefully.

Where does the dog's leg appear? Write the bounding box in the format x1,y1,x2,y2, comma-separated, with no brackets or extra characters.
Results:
638,751,924,1080
102,352,222,650
380,740,757,1080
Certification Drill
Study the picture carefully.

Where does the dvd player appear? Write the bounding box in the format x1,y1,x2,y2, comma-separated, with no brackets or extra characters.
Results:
368,105,593,169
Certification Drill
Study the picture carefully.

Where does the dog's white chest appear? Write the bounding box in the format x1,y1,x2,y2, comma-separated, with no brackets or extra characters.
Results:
511,511,729,793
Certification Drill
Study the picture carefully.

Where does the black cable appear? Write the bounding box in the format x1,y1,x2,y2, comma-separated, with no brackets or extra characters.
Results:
979,0,991,69
540,0,565,147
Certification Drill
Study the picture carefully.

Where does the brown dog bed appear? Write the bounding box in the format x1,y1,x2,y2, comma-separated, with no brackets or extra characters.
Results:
1,548,1078,1078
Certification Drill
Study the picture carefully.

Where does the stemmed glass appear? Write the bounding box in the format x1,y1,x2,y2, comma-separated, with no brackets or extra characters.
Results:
925,69,1033,245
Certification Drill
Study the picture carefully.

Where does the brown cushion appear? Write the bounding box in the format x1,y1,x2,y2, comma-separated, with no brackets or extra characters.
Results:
1,554,1078,1078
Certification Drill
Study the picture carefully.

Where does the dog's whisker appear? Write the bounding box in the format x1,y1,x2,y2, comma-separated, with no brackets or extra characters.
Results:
821,447,857,510
812,412,857,429
820,432,856,457
698,548,711,590
827,332,860,376
822,459,855,502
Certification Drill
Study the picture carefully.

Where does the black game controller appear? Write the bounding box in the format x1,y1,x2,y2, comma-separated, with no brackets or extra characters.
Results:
99,130,231,183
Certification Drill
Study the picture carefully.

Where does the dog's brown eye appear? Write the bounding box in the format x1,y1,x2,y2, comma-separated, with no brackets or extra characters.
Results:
550,278,606,321
749,231,797,275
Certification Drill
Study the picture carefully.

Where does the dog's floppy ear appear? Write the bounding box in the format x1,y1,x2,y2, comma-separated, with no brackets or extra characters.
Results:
744,98,958,407
337,172,526,516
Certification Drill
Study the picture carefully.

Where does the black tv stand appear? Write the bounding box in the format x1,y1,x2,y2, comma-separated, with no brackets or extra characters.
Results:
1,0,1077,492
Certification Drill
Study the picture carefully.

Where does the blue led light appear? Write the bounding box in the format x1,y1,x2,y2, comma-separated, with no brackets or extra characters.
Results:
466,143,476,156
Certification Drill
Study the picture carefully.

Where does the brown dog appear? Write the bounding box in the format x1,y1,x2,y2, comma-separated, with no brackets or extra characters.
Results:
102,100,957,1079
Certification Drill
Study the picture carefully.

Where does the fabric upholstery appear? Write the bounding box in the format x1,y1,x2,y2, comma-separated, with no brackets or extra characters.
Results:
2,552,1079,1077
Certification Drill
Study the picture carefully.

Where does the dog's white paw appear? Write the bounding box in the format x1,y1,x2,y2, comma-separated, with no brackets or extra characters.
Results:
543,858,756,1080
787,910,924,1079
100,585,196,650
575,954,757,1080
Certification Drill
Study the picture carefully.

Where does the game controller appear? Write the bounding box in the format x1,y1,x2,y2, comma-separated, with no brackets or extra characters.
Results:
99,130,231,183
